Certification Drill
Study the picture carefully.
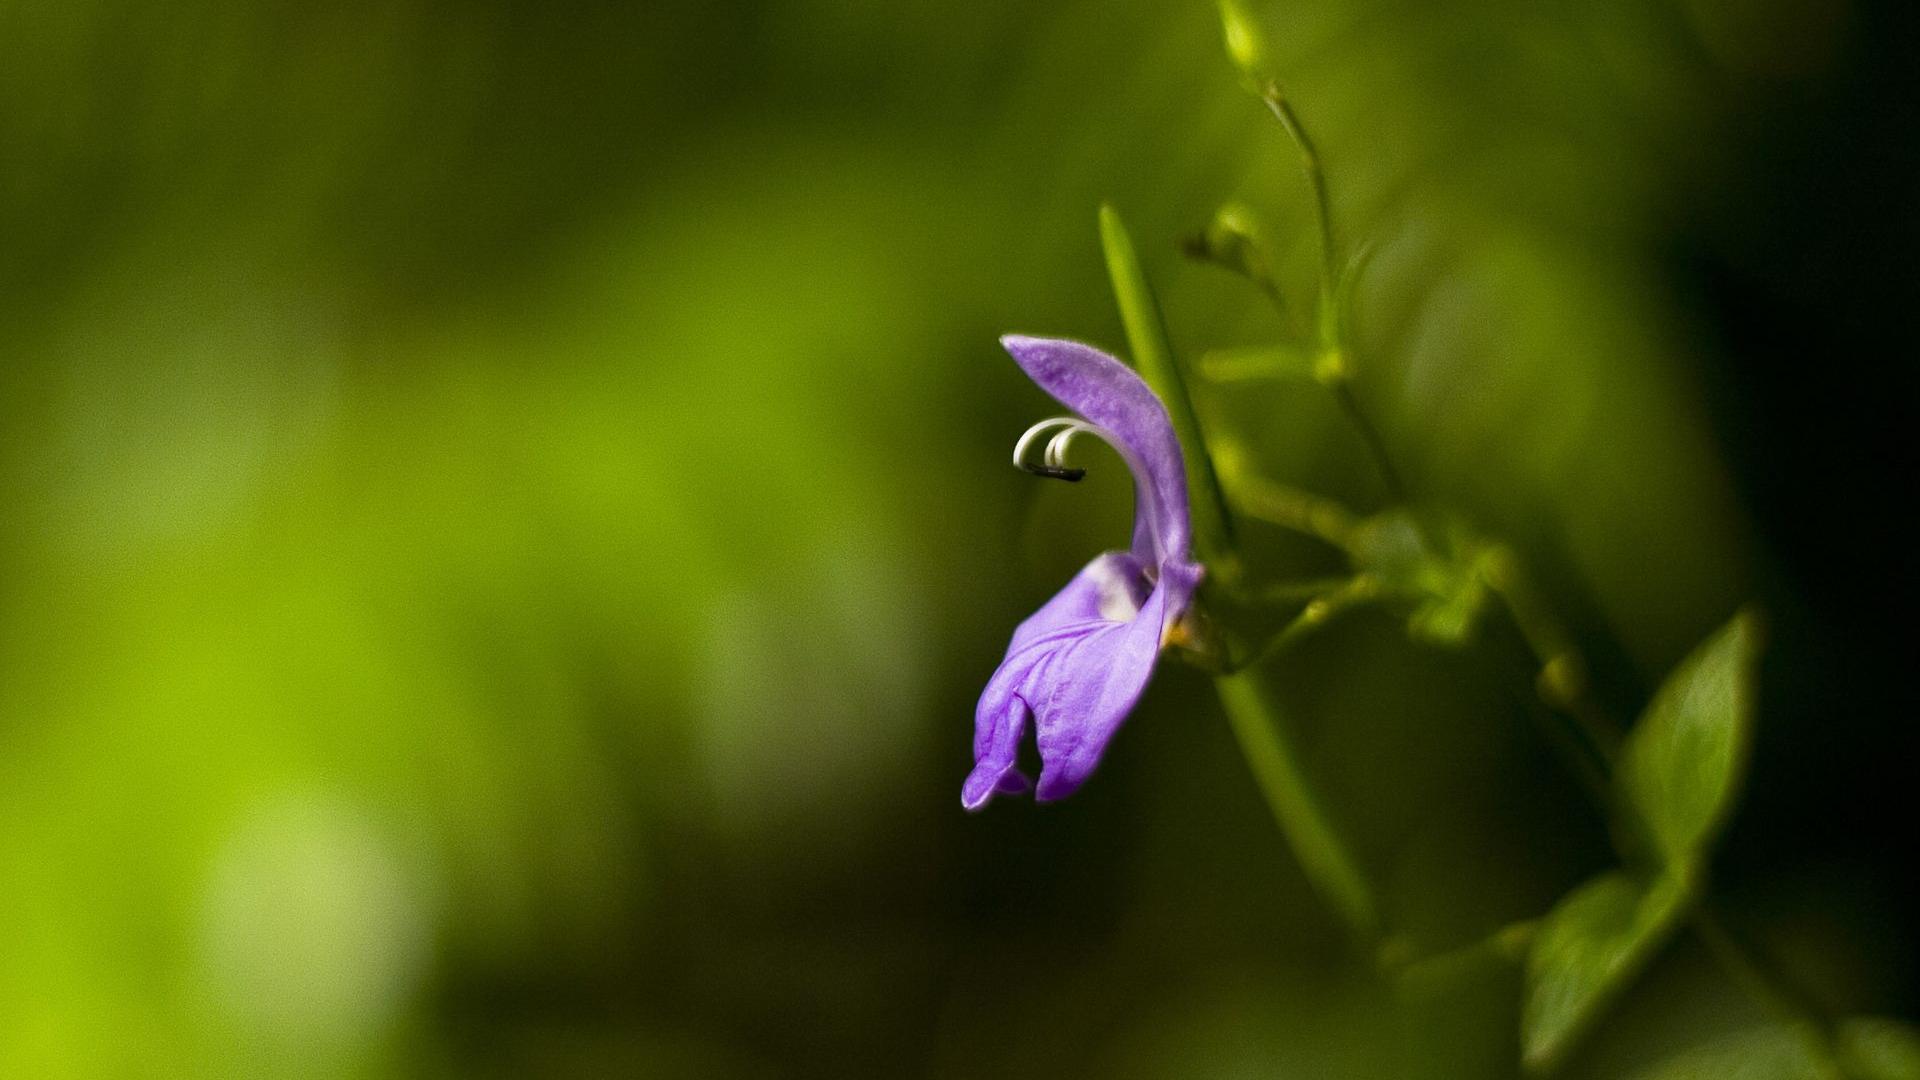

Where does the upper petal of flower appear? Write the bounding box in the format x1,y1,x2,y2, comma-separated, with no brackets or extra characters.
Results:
1001,335,1193,563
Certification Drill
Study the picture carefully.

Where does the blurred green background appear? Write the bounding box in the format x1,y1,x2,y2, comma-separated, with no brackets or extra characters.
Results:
2,0,1914,1076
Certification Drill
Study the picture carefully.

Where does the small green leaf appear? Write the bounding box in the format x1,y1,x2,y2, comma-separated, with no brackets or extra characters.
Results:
1184,202,1292,319
1615,609,1764,870
1522,871,1689,1074
1407,575,1490,648
1840,1018,1920,1080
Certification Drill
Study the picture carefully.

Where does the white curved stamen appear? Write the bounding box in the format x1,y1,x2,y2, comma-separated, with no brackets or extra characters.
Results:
1010,415,1167,563
1045,426,1080,467
1011,417,1086,468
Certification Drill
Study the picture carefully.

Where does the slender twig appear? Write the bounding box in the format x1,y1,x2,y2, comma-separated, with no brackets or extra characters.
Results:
1217,667,1379,944
1245,576,1363,606
1330,380,1407,502
1694,905,1846,1080
1257,85,1408,504
1235,574,1382,671
1481,547,1620,755
1229,471,1361,550
1261,88,1338,299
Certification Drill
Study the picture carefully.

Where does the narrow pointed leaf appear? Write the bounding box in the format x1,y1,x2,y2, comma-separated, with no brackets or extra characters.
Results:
1522,871,1689,1074
1099,203,1236,570
1616,608,1764,871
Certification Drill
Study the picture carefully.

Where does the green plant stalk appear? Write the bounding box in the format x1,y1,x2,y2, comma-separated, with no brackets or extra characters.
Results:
1098,204,1382,945
1329,380,1407,501
1095,204,1379,943
1237,574,1379,670
1233,44,1836,1064
1260,89,1337,301
1228,470,1359,549
1216,667,1379,943
1099,203,1239,579
1254,86,1408,503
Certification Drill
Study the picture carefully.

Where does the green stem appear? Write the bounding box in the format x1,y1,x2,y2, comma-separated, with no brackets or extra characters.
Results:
1237,574,1380,670
1245,576,1362,605
1098,200,1379,946
1482,546,1620,757
1227,469,1360,550
1254,87,1407,505
1261,89,1338,300
1216,668,1379,944
1330,380,1407,502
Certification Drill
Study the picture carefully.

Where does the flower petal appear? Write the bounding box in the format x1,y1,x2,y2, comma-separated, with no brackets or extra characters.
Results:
963,558,1201,809
962,640,1045,810
1031,561,1199,801
964,553,1151,810
1006,551,1151,655
1001,334,1192,562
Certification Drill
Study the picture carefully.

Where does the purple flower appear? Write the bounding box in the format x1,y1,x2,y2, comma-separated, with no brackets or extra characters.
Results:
963,335,1205,810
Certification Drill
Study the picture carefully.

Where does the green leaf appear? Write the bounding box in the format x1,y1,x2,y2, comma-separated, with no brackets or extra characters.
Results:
1840,1018,1920,1080
1522,871,1690,1074
1344,509,1492,646
1615,608,1764,871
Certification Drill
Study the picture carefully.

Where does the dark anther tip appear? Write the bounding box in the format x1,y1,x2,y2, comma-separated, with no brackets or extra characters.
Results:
1023,464,1086,482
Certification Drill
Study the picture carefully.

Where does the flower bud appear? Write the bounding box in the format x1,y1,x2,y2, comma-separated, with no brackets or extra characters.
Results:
1218,0,1275,88
1183,201,1282,305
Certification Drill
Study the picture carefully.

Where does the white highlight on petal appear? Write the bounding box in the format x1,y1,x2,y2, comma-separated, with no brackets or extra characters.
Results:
1088,556,1147,622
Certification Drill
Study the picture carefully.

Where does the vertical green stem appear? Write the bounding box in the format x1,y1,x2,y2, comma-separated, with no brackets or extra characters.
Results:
1256,87,1407,503
1098,202,1376,943
1216,668,1379,943
1096,200,1378,943
1262,91,1337,300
